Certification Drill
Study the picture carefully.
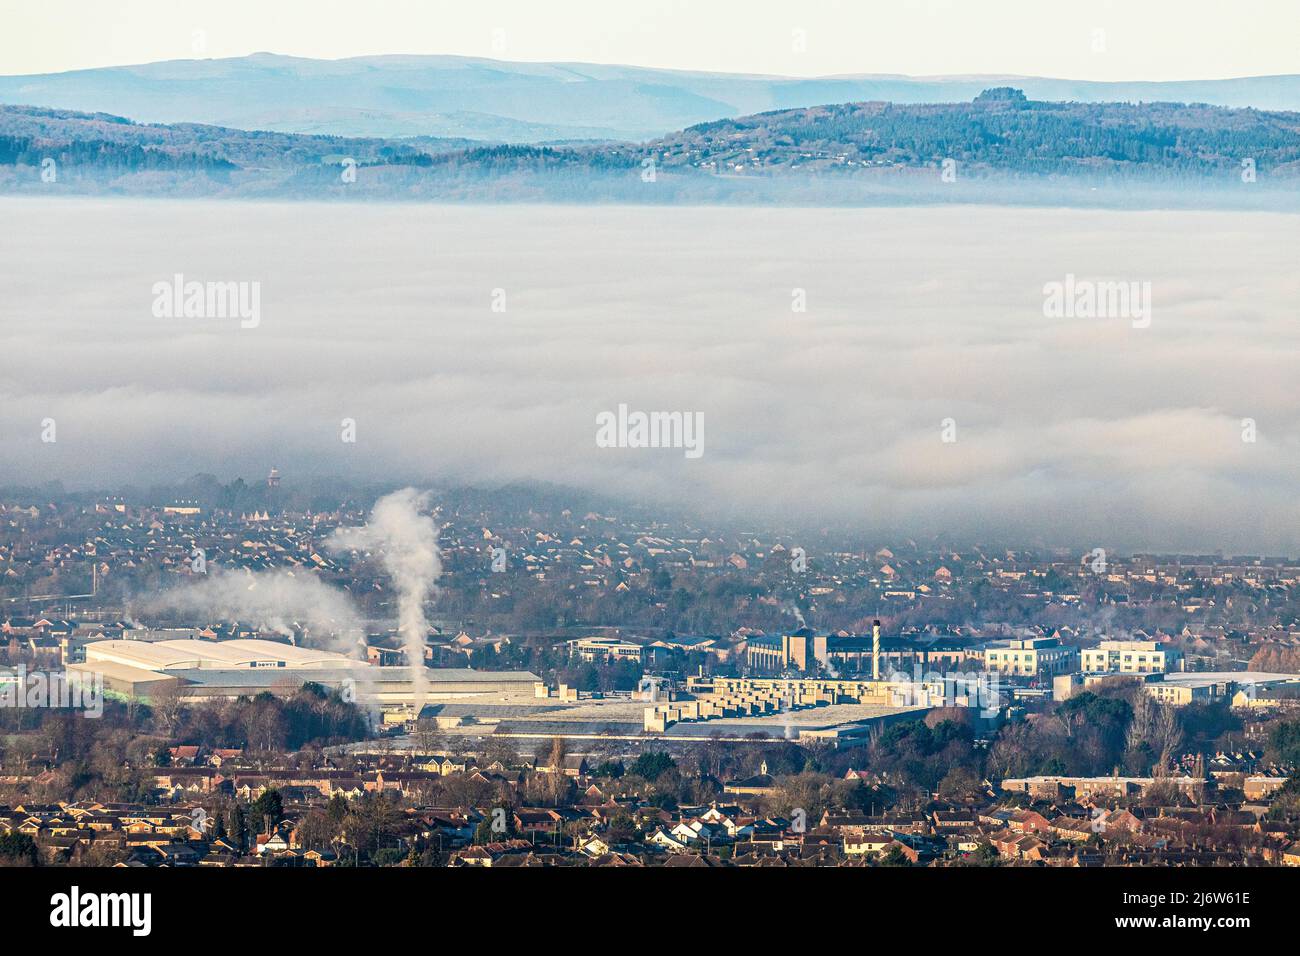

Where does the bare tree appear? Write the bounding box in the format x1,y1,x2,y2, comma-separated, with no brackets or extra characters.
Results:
1125,691,1156,755
1153,702,1183,772
412,719,445,756
148,680,187,737
1126,691,1182,772
547,735,567,771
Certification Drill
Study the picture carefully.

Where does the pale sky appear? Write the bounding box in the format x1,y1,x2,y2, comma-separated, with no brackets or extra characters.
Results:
5,0,1298,80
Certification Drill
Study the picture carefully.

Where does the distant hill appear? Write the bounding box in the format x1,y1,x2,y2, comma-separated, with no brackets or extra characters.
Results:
0,104,474,166
3,53,1300,142
1,94,1296,207
646,91,1300,178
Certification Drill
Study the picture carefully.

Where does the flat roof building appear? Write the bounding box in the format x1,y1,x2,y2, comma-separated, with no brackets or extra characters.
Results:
73,638,540,709
84,638,356,671
983,637,1077,679
1146,671,1300,706
1081,639,1182,675
570,637,645,664
746,624,974,676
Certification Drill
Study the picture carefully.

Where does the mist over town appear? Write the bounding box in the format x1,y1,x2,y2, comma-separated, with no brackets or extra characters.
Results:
4,202,1298,553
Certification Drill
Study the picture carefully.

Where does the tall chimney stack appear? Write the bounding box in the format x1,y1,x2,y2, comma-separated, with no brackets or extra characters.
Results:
872,619,881,680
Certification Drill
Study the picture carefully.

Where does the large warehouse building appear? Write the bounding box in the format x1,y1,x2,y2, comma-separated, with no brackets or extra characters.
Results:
69,638,539,713
84,638,357,672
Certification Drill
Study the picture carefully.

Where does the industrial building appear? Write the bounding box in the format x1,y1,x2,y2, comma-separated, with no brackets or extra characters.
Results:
68,638,540,711
1149,671,1300,706
84,638,357,672
745,623,977,676
71,660,183,699
639,673,999,739
1053,670,1300,707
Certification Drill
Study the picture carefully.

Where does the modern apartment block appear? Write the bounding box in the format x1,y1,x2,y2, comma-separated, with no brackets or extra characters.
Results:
982,637,1077,678
569,636,646,664
1080,639,1183,674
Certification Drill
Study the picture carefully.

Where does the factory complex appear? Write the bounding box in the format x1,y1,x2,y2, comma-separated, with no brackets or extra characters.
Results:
61,635,952,744
67,639,540,715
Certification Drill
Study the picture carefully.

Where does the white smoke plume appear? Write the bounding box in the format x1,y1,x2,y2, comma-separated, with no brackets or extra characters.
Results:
138,567,365,657
327,488,441,707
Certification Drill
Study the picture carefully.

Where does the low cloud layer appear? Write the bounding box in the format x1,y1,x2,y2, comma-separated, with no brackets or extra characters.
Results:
2,199,1298,553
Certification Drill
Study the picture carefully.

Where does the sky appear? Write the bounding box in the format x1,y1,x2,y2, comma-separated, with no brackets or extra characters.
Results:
3,199,1298,554
5,0,1298,80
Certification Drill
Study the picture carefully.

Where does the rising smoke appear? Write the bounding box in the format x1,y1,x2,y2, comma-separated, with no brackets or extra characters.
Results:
327,488,442,706
139,566,366,657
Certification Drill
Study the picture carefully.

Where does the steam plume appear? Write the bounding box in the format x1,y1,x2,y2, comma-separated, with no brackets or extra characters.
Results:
327,488,441,707
138,567,365,657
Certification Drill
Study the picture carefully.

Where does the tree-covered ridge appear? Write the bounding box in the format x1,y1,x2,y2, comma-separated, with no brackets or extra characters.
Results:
0,104,475,170
0,132,238,173
1,94,1297,203
654,94,1300,176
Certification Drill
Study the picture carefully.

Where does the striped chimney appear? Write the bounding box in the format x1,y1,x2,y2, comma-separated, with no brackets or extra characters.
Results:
872,619,882,680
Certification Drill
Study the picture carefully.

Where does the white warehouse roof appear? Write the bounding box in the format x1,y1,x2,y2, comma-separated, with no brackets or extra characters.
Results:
221,639,356,668
85,638,355,672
